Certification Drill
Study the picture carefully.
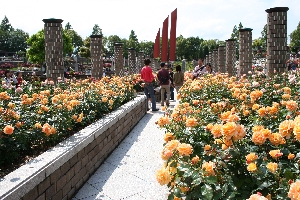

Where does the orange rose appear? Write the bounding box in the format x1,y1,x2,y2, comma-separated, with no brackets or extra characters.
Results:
177,143,193,156
269,150,283,159
288,153,295,160
191,155,200,164
156,167,171,185
202,161,215,176
222,122,237,138
252,131,266,145
211,124,222,138
288,180,300,200
3,125,14,135
266,162,278,173
164,132,175,142
247,162,257,172
186,117,197,127
246,153,258,163
269,133,286,146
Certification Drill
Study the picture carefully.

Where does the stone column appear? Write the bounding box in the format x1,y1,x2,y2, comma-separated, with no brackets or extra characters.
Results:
239,28,253,76
128,48,136,75
218,45,226,73
153,58,160,72
114,43,124,76
43,18,64,83
209,52,212,64
182,59,186,72
265,7,289,75
203,58,206,65
205,55,209,65
212,49,218,71
90,35,103,79
137,51,144,74
226,39,236,76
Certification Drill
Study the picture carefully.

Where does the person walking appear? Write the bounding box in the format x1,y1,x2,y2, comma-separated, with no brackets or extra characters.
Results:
157,62,170,107
173,65,184,94
140,58,159,111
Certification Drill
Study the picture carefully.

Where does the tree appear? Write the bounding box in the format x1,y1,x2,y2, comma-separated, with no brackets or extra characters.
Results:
106,35,122,55
290,21,300,53
26,29,73,64
78,37,91,59
261,24,267,50
65,22,72,30
176,35,187,60
0,16,28,53
92,24,102,35
230,22,243,59
64,24,83,55
139,40,154,58
128,30,139,51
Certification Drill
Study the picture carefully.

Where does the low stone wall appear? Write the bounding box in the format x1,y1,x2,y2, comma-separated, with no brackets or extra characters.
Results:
0,95,147,200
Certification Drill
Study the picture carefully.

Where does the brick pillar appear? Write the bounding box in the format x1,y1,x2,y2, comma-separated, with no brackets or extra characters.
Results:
239,28,253,76
137,51,144,74
128,48,136,74
203,58,206,65
114,43,123,76
265,7,289,75
182,59,186,72
90,35,103,79
226,39,236,76
218,45,226,73
209,52,212,64
43,18,64,83
212,49,218,71
205,55,209,65
154,58,159,71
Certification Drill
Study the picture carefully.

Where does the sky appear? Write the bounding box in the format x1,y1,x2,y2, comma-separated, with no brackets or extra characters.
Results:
1,0,299,43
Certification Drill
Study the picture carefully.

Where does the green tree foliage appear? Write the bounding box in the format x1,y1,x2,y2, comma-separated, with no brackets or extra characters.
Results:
92,24,102,35
176,35,187,60
26,29,73,64
106,35,122,55
128,30,139,50
79,37,90,59
290,21,300,53
230,22,243,59
139,40,154,58
64,22,83,55
0,16,29,53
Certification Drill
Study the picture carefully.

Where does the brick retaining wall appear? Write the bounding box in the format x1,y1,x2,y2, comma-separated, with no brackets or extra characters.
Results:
0,95,147,200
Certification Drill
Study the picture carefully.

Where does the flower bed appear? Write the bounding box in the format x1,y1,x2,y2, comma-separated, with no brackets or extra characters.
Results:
0,95,147,200
156,72,300,200
0,76,135,174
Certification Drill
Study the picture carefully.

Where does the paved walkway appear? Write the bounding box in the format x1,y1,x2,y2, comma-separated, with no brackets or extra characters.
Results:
73,99,178,200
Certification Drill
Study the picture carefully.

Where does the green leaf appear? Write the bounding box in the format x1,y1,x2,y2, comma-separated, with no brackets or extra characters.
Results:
204,176,218,184
284,169,294,180
201,184,213,200
173,187,182,198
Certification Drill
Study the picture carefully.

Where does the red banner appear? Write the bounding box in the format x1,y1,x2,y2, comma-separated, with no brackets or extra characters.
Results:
161,16,169,62
169,8,177,61
153,28,160,58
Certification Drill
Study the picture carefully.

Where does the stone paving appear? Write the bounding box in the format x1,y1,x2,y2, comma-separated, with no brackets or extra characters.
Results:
73,99,178,200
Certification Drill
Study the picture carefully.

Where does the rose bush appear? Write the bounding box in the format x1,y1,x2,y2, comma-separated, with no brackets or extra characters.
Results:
0,75,135,175
156,71,300,199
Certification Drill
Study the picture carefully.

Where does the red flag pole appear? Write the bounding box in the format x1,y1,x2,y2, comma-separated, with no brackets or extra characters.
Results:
169,8,177,62
161,16,169,62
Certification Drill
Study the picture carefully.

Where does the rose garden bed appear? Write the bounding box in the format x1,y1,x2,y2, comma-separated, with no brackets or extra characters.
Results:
0,75,147,199
156,71,300,200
